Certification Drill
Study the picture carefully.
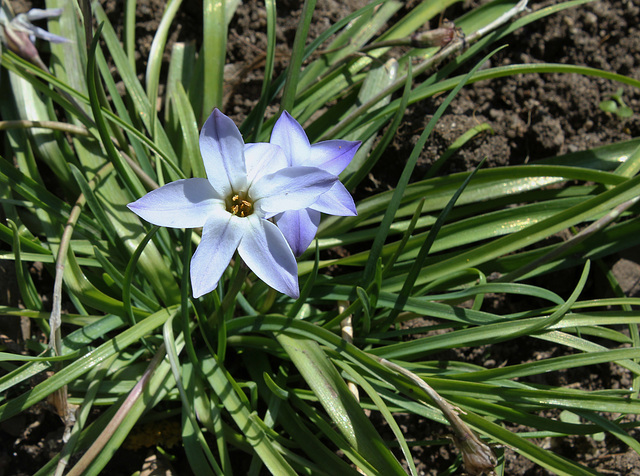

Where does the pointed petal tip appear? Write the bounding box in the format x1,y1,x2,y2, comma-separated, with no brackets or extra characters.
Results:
190,266,218,299
307,139,361,174
287,287,300,300
126,200,141,213
189,214,244,299
275,209,320,257
191,282,212,299
274,274,300,299
343,208,357,217
271,111,311,165
200,108,247,195
238,218,301,299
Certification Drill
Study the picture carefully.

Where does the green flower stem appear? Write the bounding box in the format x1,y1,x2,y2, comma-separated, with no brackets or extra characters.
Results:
259,287,278,314
217,259,247,362
208,258,248,325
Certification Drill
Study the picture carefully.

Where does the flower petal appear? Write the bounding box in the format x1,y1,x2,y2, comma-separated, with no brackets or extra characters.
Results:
14,10,70,43
309,140,360,175
270,111,310,166
252,166,335,214
127,178,223,228
190,214,245,298
309,181,357,216
274,209,321,257
26,24,70,43
238,216,299,298
24,8,63,21
200,109,247,196
244,142,288,187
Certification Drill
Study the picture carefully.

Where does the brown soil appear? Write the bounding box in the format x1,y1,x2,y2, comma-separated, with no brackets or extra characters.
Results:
1,0,639,475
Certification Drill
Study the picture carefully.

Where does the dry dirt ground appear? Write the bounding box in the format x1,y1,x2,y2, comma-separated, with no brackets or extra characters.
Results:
1,0,639,474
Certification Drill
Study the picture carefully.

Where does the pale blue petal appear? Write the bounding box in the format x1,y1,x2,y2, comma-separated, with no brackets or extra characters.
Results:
274,209,321,257
127,178,223,228
244,142,288,187
308,140,360,175
28,25,70,43
238,216,299,298
252,166,335,214
190,214,246,298
14,11,70,43
200,109,247,197
309,181,357,216
270,111,310,166
24,8,63,21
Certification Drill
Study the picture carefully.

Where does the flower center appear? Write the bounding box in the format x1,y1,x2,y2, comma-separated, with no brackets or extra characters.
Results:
227,192,254,217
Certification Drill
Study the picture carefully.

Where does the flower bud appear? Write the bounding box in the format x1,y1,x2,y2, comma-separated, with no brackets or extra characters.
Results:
0,8,69,64
2,20,40,61
451,431,498,476
411,21,462,49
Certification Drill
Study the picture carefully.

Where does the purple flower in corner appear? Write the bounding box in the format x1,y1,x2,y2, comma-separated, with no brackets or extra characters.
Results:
270,111,360,256
0,8,70,63
128,109,336,299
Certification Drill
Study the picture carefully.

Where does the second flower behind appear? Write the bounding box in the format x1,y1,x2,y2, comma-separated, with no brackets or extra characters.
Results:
270,111,360,256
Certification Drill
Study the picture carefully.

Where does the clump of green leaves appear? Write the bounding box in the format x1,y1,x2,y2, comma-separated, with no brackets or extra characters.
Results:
0,0,639,475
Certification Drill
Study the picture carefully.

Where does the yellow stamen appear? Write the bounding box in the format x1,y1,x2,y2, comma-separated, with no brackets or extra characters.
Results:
228,193,253,217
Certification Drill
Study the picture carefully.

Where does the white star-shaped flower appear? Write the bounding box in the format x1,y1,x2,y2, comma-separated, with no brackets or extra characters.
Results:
128,109,336,298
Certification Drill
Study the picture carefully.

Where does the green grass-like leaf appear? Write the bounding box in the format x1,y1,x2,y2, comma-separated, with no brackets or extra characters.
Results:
0,0,638,474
